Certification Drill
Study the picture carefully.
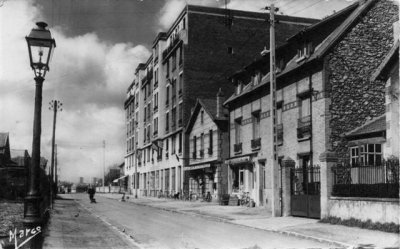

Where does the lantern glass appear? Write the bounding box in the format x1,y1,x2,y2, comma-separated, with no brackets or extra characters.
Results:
26,22,56,77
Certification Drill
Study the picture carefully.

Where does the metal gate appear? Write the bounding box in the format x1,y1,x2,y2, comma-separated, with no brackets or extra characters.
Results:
290,165,320,218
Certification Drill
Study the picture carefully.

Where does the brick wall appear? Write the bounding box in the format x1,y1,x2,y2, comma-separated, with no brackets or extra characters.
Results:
327,0,399,159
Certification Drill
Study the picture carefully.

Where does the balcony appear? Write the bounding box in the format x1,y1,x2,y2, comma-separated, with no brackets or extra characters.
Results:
251,138,261,150
297,115,311,139
192,151,196,159
162,35,182,61
277,124,283,145
234,143,242,154
199,150,204,158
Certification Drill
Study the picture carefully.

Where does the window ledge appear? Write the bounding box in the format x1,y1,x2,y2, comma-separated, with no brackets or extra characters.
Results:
298,136,311,142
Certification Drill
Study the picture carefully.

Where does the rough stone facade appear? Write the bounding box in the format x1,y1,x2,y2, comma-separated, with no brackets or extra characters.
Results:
327,0,399,159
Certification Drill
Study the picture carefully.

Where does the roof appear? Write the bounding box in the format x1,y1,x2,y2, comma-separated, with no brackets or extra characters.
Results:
224,0,378,106
0,132,9,148
344,114,386,138
371,41,399,81
186,98,228,133
10,149,29,159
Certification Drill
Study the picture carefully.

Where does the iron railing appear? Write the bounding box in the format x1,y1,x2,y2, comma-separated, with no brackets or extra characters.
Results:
332,160,399,198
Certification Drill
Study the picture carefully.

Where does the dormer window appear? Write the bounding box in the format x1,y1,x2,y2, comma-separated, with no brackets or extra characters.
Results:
236,81,243,94
296,42,313,63
253,72,262,86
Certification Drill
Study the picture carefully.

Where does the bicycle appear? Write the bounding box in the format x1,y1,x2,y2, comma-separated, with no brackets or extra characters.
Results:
240,192,250,206
202,191,212,202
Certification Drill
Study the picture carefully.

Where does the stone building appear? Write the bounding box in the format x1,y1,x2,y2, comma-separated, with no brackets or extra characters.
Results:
185,90,229,201
124,5,317,197
224,0,398,220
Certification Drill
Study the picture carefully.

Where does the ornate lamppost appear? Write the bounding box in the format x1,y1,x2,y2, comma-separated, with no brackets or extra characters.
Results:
24,22,56,227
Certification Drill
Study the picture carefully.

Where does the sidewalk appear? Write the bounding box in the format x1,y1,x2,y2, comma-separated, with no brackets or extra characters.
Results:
99,193,400,248
42,197,139,249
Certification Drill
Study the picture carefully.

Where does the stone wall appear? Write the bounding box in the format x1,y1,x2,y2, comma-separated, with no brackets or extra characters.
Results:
327,0,399,159
328,197,400,225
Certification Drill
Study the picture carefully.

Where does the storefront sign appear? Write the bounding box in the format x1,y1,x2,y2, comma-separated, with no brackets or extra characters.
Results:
185,164,211,171
225,156,251,165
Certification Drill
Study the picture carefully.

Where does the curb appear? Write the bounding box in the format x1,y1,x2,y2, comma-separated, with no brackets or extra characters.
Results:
101,194,354,248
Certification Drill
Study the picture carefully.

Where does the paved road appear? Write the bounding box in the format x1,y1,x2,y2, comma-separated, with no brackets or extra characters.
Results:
73,194,332,249
43,198,137,249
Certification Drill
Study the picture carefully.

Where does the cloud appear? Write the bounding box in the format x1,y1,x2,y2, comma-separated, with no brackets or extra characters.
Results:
0,0,150,182
157,0,220,30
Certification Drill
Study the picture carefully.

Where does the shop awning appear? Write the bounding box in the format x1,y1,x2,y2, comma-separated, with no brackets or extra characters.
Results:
112,175,128,183
185,163,211,171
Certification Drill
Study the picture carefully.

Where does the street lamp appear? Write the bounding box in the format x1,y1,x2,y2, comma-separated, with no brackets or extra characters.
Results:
24,22,56,226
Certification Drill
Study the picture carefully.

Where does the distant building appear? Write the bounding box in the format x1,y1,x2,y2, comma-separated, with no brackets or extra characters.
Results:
0,133,27,200
79,177,84,184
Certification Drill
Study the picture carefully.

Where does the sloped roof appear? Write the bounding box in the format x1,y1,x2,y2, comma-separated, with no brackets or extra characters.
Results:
186,98,228,134
344,114,386,138
371,41,399,81
0,132,9,148
225,0,378,106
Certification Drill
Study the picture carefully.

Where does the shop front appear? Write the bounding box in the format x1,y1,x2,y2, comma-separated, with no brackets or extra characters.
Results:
185,163,216,200
226,154,262,206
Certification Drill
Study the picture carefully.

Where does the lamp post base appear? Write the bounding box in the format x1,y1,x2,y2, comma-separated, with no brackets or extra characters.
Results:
23,194,42,225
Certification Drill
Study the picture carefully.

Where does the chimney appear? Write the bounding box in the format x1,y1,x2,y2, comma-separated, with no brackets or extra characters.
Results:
216,88,225,119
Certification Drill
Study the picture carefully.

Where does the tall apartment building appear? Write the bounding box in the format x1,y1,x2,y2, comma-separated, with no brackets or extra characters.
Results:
124,5,317,197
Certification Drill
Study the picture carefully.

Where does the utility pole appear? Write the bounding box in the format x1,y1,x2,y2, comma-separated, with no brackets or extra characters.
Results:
49,100,62,207
55,144,58,194
266,3,281,217
103,140,106,191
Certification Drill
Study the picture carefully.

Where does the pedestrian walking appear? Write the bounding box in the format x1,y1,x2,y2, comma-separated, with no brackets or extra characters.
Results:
88,185,96,203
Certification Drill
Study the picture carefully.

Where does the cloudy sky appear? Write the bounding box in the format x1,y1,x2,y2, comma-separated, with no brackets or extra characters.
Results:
0,0,355,183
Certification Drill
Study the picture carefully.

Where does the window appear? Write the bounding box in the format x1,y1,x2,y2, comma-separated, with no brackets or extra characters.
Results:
193,136,197,158
235,118,242,144
183,17,186,30
178,46,183,65
166,59,170,77
209,130,213,155
147,147,150,162
171,135,176,154
172,51,177,71
172,107,177,129
179,74,183,95
350,146,359,166
154,69,158,87
165,112,169,132
351,144,382,166
165,138,169,153
301,97,310,118
252,112,260,139
236,82,243,95
144,106,147,122
166,86,170,106
154,93,158,111
227,47,233,54
178,133,182,154
153,117,158,135
200,133,204,156
200,110,204,124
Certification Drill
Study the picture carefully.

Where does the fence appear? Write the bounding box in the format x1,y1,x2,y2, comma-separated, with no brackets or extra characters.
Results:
332,160,399,198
